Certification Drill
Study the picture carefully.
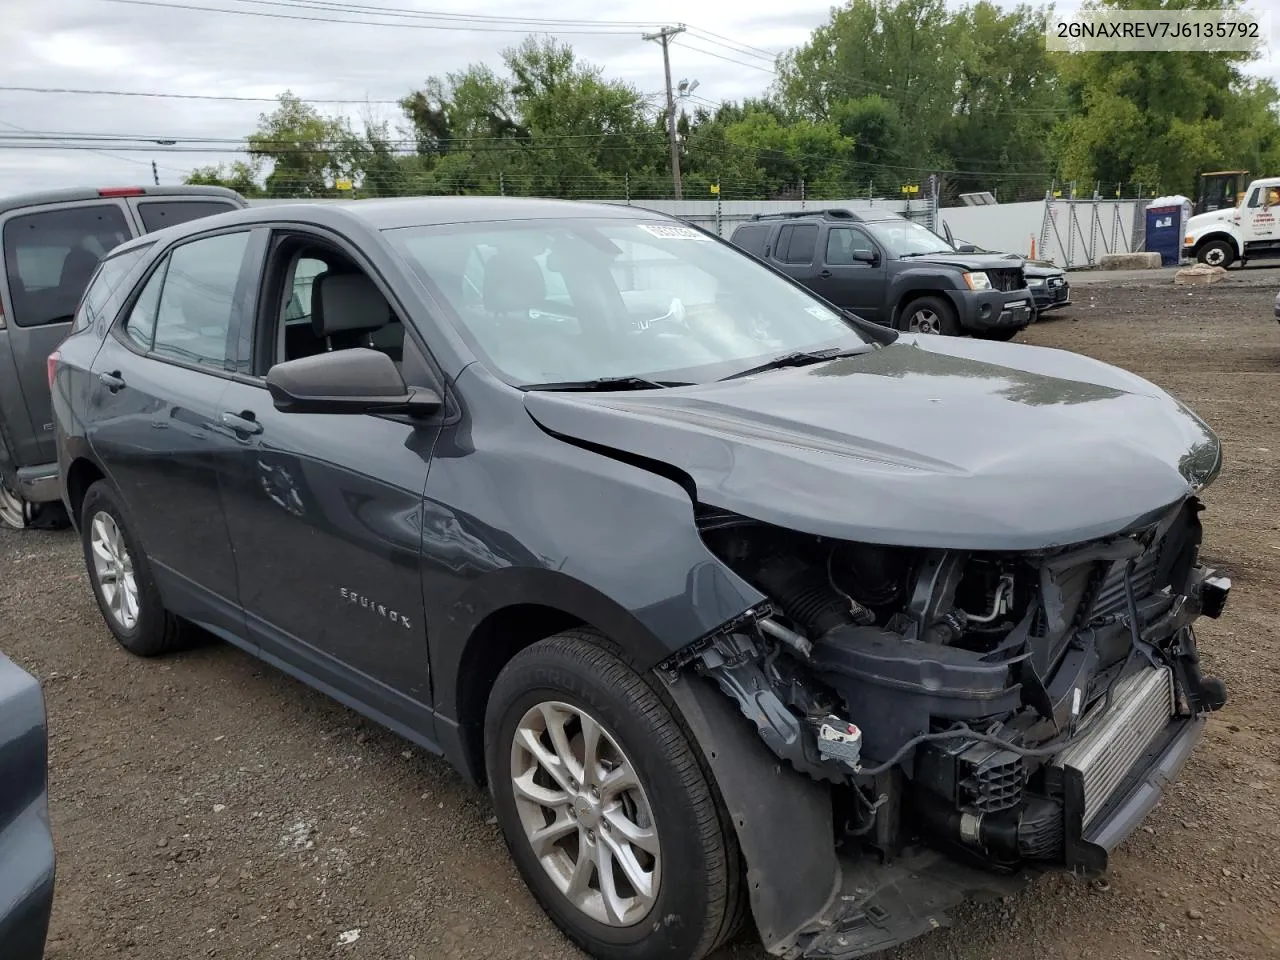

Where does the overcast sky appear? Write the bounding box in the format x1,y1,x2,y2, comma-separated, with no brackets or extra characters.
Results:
3,0,1278,194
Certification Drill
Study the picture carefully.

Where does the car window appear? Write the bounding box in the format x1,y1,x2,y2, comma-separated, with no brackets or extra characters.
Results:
284,256,328,321
731,224,769,257
384,217,868,387
136,200,239,233
123,260,168,351
861,218,955,258
825,228,875,266
782,224,817,264
72,244,153,333
149,232,250,369
1246,188,1262,208
1,203,132,328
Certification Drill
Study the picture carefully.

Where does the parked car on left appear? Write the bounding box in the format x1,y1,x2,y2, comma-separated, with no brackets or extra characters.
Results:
0,650,55,960
0,185,249,529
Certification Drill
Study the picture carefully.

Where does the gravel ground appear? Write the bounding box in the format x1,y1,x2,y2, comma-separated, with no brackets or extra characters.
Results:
2,268,1279,960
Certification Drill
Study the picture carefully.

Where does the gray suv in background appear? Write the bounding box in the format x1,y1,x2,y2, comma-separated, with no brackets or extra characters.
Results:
0,185,247,528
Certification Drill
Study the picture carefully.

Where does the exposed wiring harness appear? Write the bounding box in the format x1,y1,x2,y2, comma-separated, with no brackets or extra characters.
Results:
853,559,1151,779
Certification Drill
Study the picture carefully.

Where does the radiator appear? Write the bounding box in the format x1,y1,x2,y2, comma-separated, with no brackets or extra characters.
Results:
1054,665,1175,828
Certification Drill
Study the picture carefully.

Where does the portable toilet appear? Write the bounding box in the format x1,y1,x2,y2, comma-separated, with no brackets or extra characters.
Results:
1145,195,1193,266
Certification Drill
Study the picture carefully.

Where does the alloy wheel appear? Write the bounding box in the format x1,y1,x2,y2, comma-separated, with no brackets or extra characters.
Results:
908,308,942,334
0,481,25,530
509,700,661,928
89,510,140,630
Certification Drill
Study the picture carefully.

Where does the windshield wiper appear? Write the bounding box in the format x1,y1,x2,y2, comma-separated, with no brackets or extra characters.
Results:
524,376,693,392
898,251,952,258
720,345,872,381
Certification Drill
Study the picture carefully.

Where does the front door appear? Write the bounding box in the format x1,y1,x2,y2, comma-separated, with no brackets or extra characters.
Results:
87,229,257,634
809,225,886,323
216,233,443,718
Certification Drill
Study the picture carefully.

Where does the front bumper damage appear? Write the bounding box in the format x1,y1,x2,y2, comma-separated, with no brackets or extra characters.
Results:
662,497,1230,959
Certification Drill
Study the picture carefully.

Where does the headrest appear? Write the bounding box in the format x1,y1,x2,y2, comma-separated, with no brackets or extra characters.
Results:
312,272,391,337
482,252,546,318
59,247,101,292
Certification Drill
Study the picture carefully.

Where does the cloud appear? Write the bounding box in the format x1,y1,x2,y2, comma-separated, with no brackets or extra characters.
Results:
0,0,828,193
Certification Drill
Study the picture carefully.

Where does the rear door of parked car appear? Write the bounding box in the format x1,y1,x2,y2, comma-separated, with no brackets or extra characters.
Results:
85,226,261,637
1,200,133,468
767,222,820,285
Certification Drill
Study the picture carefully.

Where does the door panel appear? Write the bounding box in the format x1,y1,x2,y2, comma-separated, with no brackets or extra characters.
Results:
85,229,255,631
87,335,242,629
216,381,439,702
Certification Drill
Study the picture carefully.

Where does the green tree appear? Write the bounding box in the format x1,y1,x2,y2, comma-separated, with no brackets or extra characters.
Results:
184,159,263,196
1055,0,1280,195
248,91,363,198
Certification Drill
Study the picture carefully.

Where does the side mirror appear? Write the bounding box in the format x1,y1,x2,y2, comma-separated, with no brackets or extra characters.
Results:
852,249,879,265
266,348,441,417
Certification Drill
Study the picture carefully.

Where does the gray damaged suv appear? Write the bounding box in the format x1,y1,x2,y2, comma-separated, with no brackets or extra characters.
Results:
52,198,1230,960
0,185,247,528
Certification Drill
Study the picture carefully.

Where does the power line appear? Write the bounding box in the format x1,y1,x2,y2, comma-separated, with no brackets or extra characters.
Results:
101,0,658,35
0,85,403,105
672,39,778,75
219,0,659,27
685,27,779,63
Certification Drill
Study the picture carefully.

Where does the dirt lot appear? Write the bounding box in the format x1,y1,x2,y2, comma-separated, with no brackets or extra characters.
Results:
2,269,1279,960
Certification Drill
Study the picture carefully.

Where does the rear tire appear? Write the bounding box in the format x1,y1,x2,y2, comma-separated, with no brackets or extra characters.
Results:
484,630,745,960
80,480,188,657
897,295,960,336
1196,239,1235,269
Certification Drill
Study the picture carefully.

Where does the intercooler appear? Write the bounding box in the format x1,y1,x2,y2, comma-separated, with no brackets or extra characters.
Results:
1053,665,1176,828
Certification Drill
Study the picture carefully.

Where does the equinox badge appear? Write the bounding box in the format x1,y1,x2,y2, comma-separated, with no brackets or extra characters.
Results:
339,587,412,629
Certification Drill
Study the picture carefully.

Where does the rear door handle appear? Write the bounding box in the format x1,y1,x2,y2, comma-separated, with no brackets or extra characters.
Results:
819,269,833,278
219,411,263,437
97,371,125,392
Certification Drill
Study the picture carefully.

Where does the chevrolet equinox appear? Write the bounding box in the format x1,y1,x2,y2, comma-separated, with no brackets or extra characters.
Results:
51,198,1231,960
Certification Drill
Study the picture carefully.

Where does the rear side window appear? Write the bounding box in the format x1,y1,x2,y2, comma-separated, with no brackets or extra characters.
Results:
148,232,250,368
781,224,817,264
71,244,153,333
137,200,238,233
2,203,132,328
731,224,769,257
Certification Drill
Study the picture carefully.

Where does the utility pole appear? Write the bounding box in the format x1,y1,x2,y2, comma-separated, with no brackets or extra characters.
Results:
644,25,685,200
151,160,159,186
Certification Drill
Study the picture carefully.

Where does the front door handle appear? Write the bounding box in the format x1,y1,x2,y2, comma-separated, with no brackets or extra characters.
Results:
219,411,263,437
98,371,125,392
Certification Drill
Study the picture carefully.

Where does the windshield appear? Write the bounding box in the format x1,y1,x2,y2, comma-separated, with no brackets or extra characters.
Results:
383,218,871,387
863,219,956,259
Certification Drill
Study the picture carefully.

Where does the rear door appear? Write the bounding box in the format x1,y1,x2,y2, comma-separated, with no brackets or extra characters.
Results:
768,222,819,284
86,227,261,635
0,200,133,468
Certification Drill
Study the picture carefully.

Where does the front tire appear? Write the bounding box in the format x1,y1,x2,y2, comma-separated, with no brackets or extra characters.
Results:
80,480,188,657
1196,239,1235,268
897,295,960,336
485,631,744,960
0,478,26,530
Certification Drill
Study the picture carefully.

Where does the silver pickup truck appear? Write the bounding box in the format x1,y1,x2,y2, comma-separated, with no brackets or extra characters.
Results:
0,185,247,528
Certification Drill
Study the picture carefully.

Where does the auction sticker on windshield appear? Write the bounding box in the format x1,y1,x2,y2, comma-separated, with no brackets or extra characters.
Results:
638,223,711,241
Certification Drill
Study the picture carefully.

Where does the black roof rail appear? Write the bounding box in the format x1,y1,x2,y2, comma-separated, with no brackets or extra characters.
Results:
746,208,864,223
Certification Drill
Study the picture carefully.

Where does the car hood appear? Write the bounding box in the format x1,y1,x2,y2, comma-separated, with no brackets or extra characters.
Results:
1023,260,1064,276
902,252,1025,272
523,336,1221,551
1187,209,1236,231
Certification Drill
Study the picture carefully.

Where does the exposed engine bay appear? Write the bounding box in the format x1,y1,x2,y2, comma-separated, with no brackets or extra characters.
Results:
663,497,1230,882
